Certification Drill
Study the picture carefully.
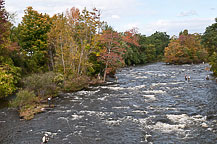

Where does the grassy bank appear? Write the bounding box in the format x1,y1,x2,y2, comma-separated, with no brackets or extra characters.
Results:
10,72,104,120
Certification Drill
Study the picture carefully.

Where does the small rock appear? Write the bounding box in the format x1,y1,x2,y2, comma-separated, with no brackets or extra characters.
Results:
95,138,102,141
201,122,208,128
144,134,152,142
207,128,213,131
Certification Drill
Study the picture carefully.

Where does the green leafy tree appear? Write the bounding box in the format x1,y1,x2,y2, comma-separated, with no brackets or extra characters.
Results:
149,31,170,57
17,7,52,72
202,18,217,56
202,18,217,76
209,52,217,76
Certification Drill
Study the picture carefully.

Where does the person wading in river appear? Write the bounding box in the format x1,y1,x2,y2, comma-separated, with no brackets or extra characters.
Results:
41,133,49,143
187,76,190,82
185,74,187,81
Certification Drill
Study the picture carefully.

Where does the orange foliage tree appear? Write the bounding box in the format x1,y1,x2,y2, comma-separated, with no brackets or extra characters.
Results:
164,30,208,64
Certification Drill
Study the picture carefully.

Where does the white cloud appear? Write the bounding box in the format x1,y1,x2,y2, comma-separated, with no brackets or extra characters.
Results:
111,15,120,19
177,10,198,17
4,0,216,36
5,0,137,25
141,18,215,36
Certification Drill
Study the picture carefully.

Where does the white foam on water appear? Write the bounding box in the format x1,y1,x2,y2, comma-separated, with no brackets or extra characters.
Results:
57,117,68,121
112,106,130,109
50,110,67,113
75,89,100,96
101,86,125,91
120,97,132,101
167,114,206,124
69,99,80,102
142,90,166,94
151,83,167,87
132,110,148,114
143,95,156,101
79,110,96,115
153,122,186,133
66,110,72,113
135,76,148,79
97,96,109,101
74,96,83,100
65,133,73,138
169,82,184,85
71,114,84,120
158,73,167,77
104,119,121,126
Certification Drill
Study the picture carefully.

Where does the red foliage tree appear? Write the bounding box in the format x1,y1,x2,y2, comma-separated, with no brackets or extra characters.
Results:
99,29,125,81
122,28,140,47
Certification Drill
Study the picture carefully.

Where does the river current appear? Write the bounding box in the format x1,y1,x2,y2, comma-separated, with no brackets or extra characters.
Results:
0,62,217,144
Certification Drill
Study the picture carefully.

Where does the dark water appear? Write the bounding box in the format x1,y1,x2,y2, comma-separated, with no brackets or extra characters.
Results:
1,62,217,144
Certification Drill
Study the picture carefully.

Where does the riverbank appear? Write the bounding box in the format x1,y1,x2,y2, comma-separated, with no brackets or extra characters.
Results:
9,75,105,120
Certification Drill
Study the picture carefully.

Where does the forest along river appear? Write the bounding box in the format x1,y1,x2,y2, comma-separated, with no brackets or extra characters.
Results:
1,62,217,144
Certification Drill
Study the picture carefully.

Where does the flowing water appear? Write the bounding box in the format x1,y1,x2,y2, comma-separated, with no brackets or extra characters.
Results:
1,62,217,144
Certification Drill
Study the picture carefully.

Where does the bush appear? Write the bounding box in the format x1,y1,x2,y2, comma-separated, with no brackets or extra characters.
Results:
22,72,59,98
10,89,38,108
209,52,217,76
64,76,90,92
0,64,21,98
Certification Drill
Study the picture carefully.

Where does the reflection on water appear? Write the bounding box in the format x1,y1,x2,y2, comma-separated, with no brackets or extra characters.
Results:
0,62,217,144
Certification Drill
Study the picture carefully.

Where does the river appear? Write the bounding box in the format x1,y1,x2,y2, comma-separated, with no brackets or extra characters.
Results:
0,62,217,144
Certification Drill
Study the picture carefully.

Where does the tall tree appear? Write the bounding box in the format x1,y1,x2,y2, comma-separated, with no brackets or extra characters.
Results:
0,0,21,98
17,7,51,72
48,7,102,77
149,31,170,56
202,18,217,75
164,30,207,64
98,29,124,81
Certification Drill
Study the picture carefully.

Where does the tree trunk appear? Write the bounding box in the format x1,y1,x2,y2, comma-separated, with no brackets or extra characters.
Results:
60,42,66,74
103,61,108,82
77,40,84,75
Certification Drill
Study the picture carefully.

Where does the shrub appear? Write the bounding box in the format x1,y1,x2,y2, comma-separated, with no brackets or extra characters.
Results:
10,89,38,108
22,72,59,98
64,76,90,92
209,52,217,76
0,64,21,98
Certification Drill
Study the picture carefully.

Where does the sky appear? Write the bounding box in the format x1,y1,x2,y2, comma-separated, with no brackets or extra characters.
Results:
5,0,217,36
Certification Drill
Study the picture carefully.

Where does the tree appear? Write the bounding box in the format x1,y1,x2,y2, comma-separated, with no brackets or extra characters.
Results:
98,29,124,81
48,7,102,77
122,28,141,65
202,18,217,56
164,30,208,64
209,52,217,76
202,18,217,75
17,7,52,72
149,31,170,57
0,0,21,98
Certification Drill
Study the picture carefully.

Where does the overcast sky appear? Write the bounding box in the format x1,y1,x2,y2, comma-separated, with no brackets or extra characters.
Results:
5,0,217,36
